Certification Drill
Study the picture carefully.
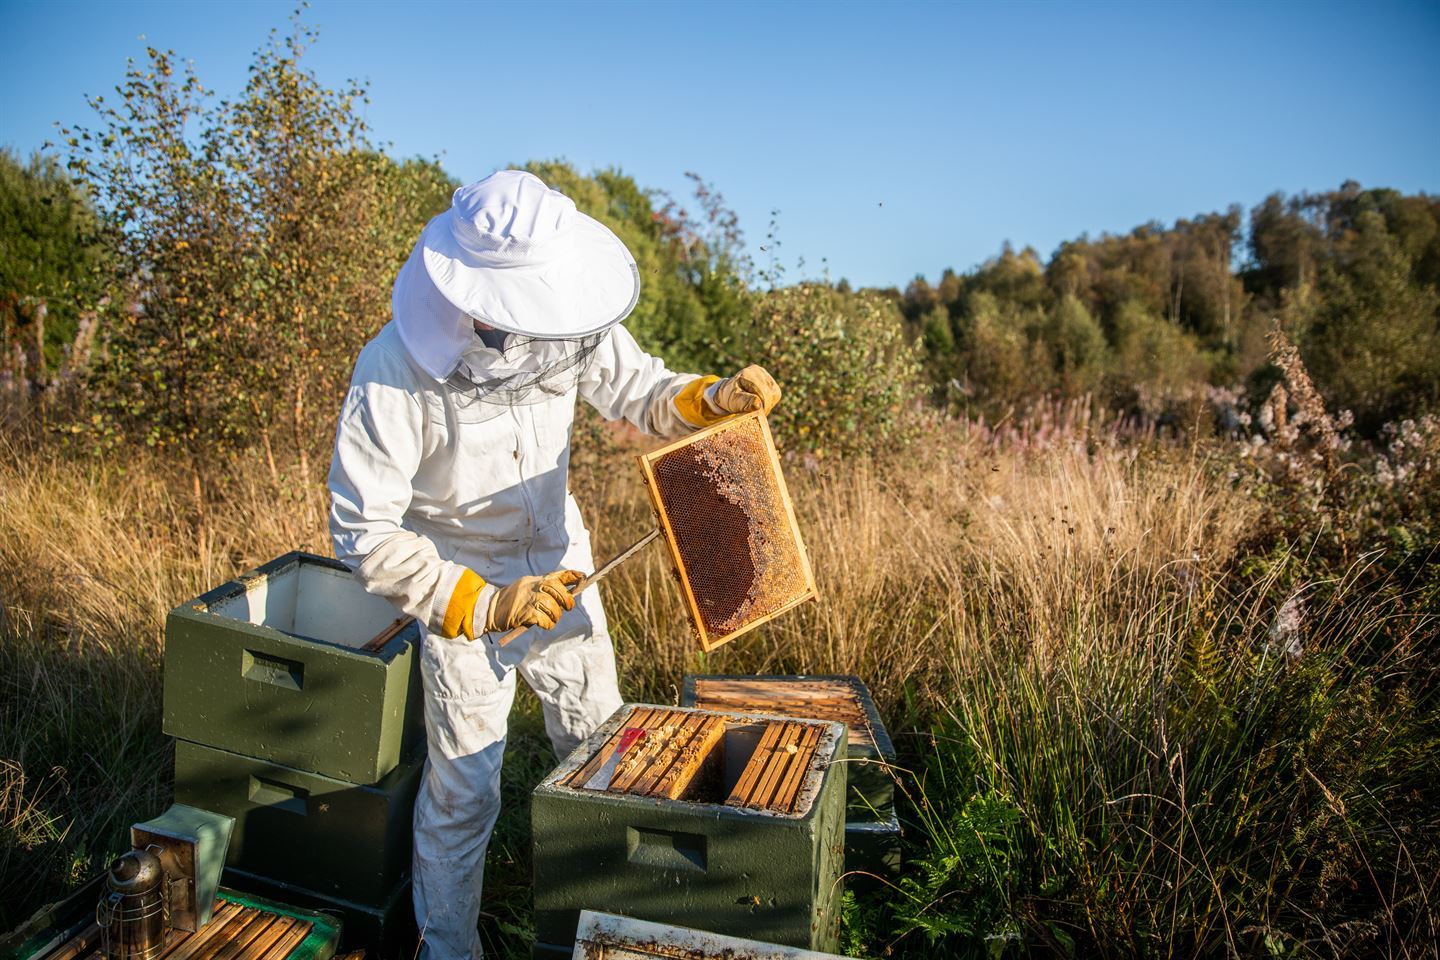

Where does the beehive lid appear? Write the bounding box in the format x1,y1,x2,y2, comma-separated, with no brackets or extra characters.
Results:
638,411,816,651
572,910,847,960
684,674,894,760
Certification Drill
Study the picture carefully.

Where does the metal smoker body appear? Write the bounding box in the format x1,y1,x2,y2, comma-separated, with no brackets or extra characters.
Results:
97,847,169,960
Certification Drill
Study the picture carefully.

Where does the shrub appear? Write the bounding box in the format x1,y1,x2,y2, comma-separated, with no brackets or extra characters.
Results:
956,291,1050,417
61,20,452,478
1304,211,1440,433
1109,299,1210,412
1040,293,1109,396
729,283,924,458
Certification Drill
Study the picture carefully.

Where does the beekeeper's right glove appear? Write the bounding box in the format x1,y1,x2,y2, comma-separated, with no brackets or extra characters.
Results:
711,364,782,416
486,569,585,633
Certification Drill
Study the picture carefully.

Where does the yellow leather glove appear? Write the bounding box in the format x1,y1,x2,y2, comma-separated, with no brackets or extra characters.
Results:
486,570,584,632
712,364,782,416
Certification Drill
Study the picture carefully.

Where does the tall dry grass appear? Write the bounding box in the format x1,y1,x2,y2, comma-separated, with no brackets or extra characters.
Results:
591,428,1254,722
2,421,1434,956
0,436,332,915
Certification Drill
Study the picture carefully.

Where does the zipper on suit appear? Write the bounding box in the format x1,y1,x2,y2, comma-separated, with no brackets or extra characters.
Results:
511,404,540,575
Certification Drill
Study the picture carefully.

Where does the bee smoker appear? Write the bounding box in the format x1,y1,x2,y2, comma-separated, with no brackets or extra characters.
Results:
96,846,169,960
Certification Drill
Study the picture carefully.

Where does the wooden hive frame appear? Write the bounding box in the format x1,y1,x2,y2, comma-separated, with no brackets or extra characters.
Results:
637,411,817,651
562,706,825,815
563,707,727,801
573,909,850,959
687,676,883,752
723,719,823,813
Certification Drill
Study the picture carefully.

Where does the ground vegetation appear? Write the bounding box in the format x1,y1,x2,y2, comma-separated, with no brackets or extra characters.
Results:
1,13,1437,959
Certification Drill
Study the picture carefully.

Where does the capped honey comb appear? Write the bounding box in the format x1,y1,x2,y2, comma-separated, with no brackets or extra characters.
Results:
639,411,816,650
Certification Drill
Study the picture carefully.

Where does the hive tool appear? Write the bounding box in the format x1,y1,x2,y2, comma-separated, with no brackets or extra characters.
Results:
584,727,647,790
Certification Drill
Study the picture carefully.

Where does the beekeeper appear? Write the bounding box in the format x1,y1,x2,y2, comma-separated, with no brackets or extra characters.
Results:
328,170,780,960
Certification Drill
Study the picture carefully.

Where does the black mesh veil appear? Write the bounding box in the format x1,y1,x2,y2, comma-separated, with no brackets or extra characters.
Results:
444,324,606,413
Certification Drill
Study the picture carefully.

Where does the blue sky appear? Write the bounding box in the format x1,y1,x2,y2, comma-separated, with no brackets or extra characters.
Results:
1,0,1436,289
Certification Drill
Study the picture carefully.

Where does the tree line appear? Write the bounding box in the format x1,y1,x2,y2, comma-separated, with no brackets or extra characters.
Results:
888,184,1440,433
2,18,1436,470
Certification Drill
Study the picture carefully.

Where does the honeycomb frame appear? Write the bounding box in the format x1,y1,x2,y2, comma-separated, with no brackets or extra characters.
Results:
638,410,817,651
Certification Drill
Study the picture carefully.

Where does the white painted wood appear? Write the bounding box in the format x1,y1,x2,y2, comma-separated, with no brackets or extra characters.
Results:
573,910,849,959
208,559,401,649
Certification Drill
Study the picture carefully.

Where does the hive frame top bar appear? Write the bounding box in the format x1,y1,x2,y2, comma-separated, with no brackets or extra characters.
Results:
537,702,844,820
637,410,817,651
682,673,896,762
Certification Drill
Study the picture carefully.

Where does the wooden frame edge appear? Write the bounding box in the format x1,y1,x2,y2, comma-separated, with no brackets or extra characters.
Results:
756,413,819,601
637,448,714,650
638,409,817,654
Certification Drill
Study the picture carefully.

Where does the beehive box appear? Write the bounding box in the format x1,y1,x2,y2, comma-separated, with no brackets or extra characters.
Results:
532,704,847,958
164,552,424,783
222,868,415,960
173,739,422,907
683,675,900,880
571,910,849,960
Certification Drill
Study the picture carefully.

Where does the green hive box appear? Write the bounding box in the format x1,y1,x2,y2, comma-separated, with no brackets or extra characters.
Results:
173,739,422,907
682,674,901,881
222,867,414,960
164,551,424,784
531,703,848,958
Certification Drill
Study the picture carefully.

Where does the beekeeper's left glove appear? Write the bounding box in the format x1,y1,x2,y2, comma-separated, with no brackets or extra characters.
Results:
710,364,782,416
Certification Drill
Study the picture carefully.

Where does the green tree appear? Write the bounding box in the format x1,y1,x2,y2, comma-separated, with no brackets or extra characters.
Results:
920,303,955,356
736,284,923,458
956,291,1045,417
62,19,451,477
1042,293,1108,396
0,150,108,380
1109,300,1209,412
1305,211,1440,431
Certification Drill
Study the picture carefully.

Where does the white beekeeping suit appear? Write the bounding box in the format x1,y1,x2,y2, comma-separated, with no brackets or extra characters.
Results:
327,170,779,960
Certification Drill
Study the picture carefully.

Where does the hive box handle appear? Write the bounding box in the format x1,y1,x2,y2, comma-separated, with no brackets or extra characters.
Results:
626,827,707,873
241,650,304,691
248,775,307,816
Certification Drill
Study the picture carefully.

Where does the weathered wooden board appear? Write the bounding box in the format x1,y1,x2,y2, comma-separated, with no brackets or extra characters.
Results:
692,677,875,749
